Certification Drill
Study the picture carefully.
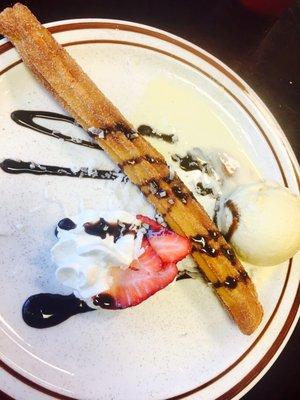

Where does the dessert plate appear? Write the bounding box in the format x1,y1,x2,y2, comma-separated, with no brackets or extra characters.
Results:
0,18,299,400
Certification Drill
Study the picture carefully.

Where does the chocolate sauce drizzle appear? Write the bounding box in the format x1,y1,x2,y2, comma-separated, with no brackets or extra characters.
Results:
0,159,122,181
213,270,249,290
171,152,210,172
191,232,237,264
172,185,189,204
22,293,94,329
191,235,218,257
208,230,220,239
224,200,240,241
221,247,237,264
84,218,138,242
87,122,138,141
119,155,165,169
137,124,176,143
148,179,168,198
11,110,100,149
11,110,175,152
190,231,248,290
93,293,116,309
196,182,214,196
176,271,193,281
171,152,220,198
172,153,202,172
58,218,77,231
213,276,238,289
145,155,162,164
55,218,77,237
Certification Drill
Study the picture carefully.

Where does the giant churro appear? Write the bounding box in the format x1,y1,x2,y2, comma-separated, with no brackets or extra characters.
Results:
0,3,263,334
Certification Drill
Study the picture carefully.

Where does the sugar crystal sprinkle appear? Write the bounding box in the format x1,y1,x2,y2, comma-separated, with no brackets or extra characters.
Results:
88,127,105,138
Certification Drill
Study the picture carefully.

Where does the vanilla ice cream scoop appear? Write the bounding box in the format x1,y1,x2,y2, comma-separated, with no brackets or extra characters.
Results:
217,182,300,266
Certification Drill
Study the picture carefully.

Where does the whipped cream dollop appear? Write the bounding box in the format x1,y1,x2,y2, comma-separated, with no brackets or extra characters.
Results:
52,210,144,300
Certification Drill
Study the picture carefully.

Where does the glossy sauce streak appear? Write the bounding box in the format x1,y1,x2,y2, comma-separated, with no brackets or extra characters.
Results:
114,123,138,140
93,293,116,309
191,235,218,257
172,153,203,172
176,271,193,281
213,270,249,290
22,293,94,328
84,218,138,242
148,179,168,198
172,185,189,204
55,218,77,237
172,153,220,199
88,122,138,141
144,155,163,164
221,247,237,264
208,230,220,239
191,231,248,289
191,232,237,264
224,199,240,241
58,218,77,230
137,124,176,143
196,182,214,196
11,110,100,149
213,276,237,289
0,159,122,181
119,155,165,168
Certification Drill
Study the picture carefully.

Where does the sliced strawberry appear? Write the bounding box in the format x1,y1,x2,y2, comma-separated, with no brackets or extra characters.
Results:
137,215,191,263
130,238,162,273
93,238,178,309
92,216,191,310
136,214,163,231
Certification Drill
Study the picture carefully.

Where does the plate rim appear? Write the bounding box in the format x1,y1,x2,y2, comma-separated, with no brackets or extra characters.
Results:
0,17,299,400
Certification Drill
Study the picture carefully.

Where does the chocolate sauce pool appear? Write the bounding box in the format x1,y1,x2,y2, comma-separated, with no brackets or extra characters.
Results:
22,293,94,328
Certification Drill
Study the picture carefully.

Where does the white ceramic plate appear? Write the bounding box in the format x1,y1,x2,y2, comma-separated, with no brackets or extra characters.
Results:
0,19,299,400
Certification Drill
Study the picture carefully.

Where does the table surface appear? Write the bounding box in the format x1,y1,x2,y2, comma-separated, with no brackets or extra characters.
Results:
0,1,299,399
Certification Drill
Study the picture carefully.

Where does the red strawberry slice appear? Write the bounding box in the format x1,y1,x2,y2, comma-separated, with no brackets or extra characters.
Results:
130,238,163,273
137,215,191,263
93,238,178,309
137,214,163,231
92,216,191,310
